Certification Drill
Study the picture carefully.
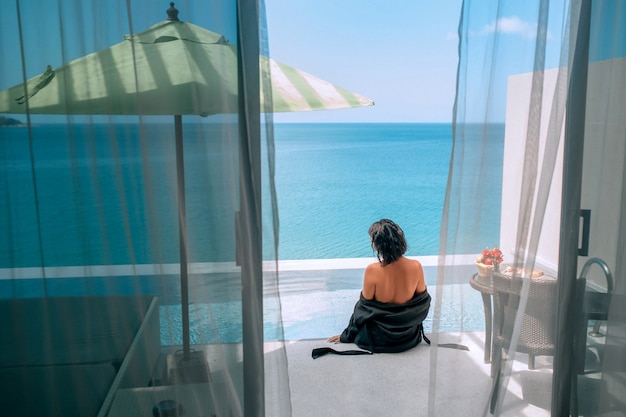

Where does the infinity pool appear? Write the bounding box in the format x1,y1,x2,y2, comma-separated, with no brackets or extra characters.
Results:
159,261,487,345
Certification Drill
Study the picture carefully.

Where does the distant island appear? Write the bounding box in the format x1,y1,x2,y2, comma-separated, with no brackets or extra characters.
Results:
0,116,24,127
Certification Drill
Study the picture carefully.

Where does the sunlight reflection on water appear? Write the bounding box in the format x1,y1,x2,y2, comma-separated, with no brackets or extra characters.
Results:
160,284,486,344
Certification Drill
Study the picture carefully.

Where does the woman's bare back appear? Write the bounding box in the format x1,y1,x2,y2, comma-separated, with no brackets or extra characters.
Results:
362,256,426,304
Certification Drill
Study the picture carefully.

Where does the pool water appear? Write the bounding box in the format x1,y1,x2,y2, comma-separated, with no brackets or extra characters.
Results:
277,284,486,340
161,267,485,345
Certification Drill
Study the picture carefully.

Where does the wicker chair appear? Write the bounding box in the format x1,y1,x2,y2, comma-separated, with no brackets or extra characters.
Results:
490,272,558,377
489,273,590,414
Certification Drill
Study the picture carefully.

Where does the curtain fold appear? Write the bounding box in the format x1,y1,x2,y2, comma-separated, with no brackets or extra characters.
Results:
437,0,626,415
0,1,289,416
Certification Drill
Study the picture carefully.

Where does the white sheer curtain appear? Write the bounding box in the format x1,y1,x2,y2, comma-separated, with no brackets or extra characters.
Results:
433,0,626,415
0,1,288,416
4,1,626,416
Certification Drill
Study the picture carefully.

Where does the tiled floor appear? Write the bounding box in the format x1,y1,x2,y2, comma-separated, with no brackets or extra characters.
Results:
278,333,552,417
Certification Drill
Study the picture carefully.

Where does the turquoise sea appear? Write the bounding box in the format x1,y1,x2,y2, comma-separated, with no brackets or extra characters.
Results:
276,123,452,259
1,122,503,268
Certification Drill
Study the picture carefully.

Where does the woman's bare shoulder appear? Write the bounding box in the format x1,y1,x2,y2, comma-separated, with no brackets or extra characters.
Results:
402,257,423,268
366,261,383,271
364,262,383,283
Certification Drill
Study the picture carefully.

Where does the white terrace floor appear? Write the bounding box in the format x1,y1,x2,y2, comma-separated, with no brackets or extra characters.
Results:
276,334,554,417
268,259,604,417
155,258,571,417
159,331,556,417
145,258,607,417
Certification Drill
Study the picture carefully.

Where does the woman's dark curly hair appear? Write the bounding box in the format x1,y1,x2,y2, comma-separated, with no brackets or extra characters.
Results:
368,219,407,265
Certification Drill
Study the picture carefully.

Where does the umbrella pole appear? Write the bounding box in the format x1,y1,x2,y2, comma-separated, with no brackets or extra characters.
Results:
164,116,211,384
175,114,191,361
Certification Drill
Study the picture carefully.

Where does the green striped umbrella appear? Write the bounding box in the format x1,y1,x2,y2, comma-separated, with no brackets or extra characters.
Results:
0,20,373,115
0,6,373,364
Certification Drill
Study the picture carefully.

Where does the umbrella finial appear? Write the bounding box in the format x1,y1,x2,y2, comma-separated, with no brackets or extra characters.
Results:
166,2,180,21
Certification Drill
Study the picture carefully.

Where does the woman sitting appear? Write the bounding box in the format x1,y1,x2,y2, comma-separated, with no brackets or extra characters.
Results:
327,219,431,353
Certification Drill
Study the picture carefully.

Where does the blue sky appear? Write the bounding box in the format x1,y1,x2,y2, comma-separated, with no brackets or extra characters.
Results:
264,0,463,123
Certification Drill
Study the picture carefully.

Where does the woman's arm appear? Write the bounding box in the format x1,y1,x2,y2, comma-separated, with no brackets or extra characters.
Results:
361,264,377,300
415,261,427,293
328,264,380,344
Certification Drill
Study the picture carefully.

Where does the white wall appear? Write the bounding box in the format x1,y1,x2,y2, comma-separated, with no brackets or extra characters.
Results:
501,57,626,287
500,68,565,277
